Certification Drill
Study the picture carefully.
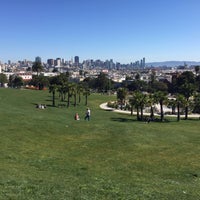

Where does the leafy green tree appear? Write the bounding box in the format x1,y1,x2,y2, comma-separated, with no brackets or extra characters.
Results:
195,75,200,92
95,72,110,93
149,80,168,93
83,77,95,90
8,75,24,88
177,71,195,86
193,93,200,114
29,75,49,90
127,80,148,92
0,73,8,87
195,65,200,75
135,73,140,80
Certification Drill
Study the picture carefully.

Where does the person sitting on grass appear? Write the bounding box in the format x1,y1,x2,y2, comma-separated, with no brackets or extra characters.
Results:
74,113,80,120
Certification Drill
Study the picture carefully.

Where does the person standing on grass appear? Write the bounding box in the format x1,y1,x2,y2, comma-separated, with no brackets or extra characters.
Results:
85,108,91,121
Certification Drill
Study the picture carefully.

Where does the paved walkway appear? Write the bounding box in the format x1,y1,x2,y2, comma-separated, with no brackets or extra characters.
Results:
99,102,200,118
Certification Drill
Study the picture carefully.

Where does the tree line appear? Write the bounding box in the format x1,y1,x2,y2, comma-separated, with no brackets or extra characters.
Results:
116,70,200,122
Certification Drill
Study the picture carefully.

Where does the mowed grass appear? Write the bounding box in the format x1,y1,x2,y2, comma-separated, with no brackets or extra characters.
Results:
0,88,200,200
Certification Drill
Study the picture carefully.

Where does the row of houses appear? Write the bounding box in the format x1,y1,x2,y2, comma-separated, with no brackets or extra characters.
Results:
0,62,197,86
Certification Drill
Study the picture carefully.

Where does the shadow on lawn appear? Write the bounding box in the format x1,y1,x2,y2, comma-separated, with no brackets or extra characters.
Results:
110,116,179,123
110,117,136,123
31,103,54,107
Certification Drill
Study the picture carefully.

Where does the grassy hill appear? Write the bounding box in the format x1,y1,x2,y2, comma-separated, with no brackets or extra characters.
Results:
0,88,200,200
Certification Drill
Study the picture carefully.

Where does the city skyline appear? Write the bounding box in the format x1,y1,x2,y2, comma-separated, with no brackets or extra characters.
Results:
1,0,200,64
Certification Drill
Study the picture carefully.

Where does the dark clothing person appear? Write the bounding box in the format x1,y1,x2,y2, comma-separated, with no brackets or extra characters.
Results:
85,108,91,121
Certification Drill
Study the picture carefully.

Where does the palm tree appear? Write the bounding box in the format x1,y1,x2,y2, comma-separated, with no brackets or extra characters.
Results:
70,83,77,107
83,86,90,106
57,83,65,102
0,73,8,87
139,93,147,121
179,83,195,119
129,91,145,121
32,61,43,76
168,98,176,115
154,91,168,121
147,93,155,119
195,65,200,75
117,87,127,110
176,94,185,121
66,83,73,107
77,83,84,104
193,93,200,114
49,84,57,107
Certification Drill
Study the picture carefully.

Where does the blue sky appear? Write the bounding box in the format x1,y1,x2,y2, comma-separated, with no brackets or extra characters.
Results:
1,0,200,63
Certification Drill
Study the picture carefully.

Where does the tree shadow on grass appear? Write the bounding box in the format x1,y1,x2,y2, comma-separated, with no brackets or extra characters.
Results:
110,117,136,123
110,115,179,123
31,102,54,107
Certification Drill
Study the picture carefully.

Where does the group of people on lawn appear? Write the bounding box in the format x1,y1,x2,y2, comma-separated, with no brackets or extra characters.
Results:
74,108,91,121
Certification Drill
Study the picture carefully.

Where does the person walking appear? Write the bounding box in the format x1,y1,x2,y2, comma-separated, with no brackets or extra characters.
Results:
84,108,91,121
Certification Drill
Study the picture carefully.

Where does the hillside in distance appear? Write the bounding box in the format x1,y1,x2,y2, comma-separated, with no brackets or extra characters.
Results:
146,61,200,67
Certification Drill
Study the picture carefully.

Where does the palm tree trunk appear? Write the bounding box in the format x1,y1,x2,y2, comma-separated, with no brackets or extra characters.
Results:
52,91,55,107
140,106,143,121
67,93,70,107
79,94,81,103
136,107,140,121
74,94,77,107
177,103,180,121
150,106,154,119
160,102,164,121
85,95,88,106
131,105,133,116
185,106,188,120
185,99,189,120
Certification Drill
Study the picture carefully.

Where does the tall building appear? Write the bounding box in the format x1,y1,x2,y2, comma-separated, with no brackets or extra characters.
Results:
35,56,42,63
55,58,61,66
143,57,145,68
47,59,54,66
74,56,79,66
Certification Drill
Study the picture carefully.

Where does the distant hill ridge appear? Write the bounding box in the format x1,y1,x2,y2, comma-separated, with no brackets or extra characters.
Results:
146,61,200,67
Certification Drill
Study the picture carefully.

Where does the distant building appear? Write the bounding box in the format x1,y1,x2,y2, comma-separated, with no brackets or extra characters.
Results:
47,59,54,66
74,56,79,66
143,57,145,68
55,58,61,67
35,56,42,63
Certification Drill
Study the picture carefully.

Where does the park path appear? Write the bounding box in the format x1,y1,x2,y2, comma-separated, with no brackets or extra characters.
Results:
99,102,200,119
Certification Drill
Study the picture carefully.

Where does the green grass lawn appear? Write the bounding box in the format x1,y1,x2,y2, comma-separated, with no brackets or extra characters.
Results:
0,88,200,200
